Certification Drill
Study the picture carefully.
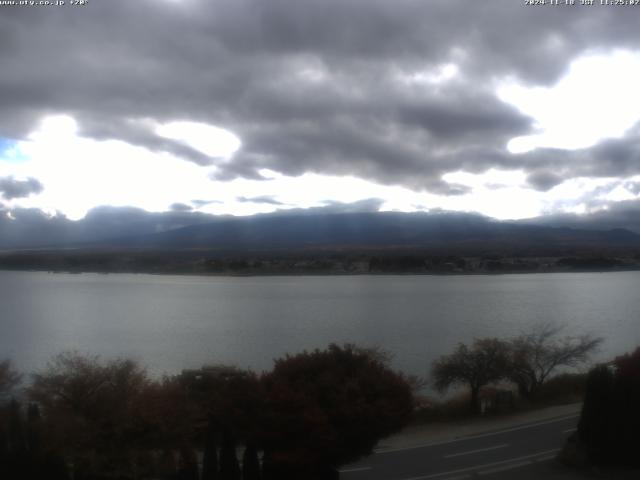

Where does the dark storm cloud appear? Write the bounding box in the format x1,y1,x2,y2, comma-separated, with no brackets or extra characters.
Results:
397,94,532,140
584,135,640,178
517,134,640,188
2,0,640,196
0,177,43,200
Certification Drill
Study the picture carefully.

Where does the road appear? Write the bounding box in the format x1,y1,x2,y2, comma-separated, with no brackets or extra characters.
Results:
339,414,579,480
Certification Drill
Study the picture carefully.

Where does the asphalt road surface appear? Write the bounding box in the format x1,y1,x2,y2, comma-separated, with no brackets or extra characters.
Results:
339,414,579,480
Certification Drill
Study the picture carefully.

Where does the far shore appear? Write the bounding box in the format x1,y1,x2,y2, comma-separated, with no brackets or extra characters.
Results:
1,249,640,277
1,265,639,277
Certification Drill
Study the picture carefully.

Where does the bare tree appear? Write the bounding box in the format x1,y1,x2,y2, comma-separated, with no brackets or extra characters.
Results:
432,338,510,414
508,323,603,400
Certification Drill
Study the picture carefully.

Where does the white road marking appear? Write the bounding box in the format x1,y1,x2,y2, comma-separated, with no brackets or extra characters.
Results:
563,428,577,433
399,448,560,480
377,414,579,454
444,443,508,459
338,466,372,473
478,460,530,475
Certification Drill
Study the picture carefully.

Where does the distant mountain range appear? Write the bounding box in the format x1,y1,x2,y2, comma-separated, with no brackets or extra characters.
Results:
98,212,640,254
2,206,640,254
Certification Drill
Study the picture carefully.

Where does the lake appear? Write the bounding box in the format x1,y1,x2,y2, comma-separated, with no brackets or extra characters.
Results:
1,270,638,379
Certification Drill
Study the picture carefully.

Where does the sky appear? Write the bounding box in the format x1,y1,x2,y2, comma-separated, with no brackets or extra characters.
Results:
2,0,640,221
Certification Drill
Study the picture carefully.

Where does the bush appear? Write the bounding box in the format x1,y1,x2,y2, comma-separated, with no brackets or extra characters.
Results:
411,391,476,424
534,373,587,405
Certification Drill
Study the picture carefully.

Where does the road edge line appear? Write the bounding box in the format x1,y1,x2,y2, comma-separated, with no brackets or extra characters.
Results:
399,448,560,480
376,413,579,454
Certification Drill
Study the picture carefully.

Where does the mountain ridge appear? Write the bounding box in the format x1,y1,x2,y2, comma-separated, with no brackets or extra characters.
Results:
3,209,639,253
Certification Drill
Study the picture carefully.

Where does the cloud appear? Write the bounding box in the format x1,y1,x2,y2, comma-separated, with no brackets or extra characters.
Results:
169,202,193,212
2,0,640,216
528,197,640,234
527,170,564,192
191,199,223,207
236,195,285,205
246,197,386,215
318,198,385,213
0,176,43,200
0,200,376,248
624,181,640,195
0,205,218,248
501,51,640,156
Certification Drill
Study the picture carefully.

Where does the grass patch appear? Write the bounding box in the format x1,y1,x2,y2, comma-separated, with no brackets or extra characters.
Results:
410,373,587,425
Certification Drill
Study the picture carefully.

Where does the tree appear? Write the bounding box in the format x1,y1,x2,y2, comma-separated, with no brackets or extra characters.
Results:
136,375,199,450
610,347,640,465
28,352,152,478
177,446,199,480
219,427,241,480
0,360,22,402
242,442,261,480
157,449,178,480
7,399,27,456
201,424,220,480
508,324,602,400
178,364,264,478
29,352,113,417
432,338,510,414
577,347,640,466
0,397,70,480
177,365,264,438
259,343,413,477
4,399,28,478
577,364,615,464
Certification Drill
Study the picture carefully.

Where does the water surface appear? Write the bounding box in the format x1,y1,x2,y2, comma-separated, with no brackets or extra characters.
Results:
1,270,637,378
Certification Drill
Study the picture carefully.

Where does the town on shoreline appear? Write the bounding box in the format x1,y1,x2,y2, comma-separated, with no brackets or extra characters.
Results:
1,248,640,276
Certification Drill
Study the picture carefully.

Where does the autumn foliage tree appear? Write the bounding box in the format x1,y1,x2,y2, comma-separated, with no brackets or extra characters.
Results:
177,365,264,439
14,345,413,479
28,352,153,479
432,338,510,414
259,344,414,478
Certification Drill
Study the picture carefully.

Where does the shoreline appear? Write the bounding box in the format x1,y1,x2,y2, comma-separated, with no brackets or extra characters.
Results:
1,266,639,277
